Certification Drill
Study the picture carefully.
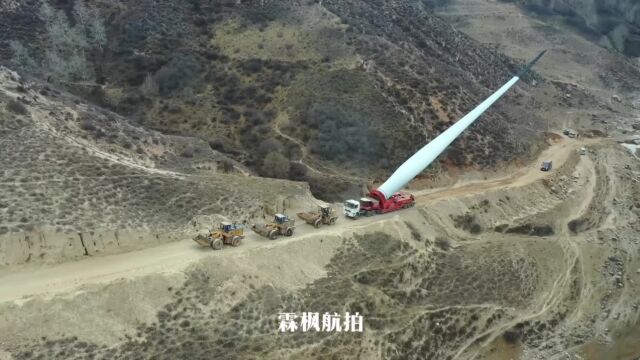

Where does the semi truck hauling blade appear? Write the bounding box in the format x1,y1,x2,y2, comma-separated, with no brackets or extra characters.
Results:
344,50,547,219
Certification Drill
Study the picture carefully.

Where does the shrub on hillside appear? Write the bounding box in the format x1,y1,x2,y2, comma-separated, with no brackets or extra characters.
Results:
242,58,264,74
257,138,284,155
208,139,225,151
502,328,522,344
452,212,483,234
307,176,360,202
80,119,97,131
180,146,196,158
303,103,386,165
154,55,201,95
219,159,235,173
260,152,290,179
288,162,307,181
6,100,28,115
435,237,450,251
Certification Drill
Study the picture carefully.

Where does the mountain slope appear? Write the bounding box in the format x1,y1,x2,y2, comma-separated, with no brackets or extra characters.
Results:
0,68,311,267
0,0,562,200
507,0,640,56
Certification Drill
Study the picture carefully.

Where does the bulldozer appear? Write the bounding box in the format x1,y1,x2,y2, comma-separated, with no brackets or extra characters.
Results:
297,206,338,228
193,222,244,250
252,213,295,240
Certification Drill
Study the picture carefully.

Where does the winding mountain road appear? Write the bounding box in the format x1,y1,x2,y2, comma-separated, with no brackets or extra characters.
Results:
0,135,597,304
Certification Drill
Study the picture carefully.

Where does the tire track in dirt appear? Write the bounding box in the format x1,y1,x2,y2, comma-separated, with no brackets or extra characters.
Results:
457,147,599,359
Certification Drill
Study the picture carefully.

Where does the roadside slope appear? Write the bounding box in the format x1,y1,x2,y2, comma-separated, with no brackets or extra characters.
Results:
0,134,592,303
0,68,313,268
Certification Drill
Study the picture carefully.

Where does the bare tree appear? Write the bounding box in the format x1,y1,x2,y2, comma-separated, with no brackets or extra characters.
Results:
9,40,38,74
91,18,107,51
73,2,107,50
73,2,92,29
39,3,91,81
23,2,107,82
140,73,159,97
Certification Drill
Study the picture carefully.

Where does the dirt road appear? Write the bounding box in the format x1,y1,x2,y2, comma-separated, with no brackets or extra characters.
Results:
0,135,594,304
414,136,595,201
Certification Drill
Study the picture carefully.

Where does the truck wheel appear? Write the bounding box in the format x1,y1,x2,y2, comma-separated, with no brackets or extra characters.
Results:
314,219,321,228
329,218,336,225
269,230,277,240
231,236,241,247
210,238,223,250
286,228,293,237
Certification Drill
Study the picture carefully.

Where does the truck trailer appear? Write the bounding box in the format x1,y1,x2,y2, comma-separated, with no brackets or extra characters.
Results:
343,51,546,220
344,190,415,219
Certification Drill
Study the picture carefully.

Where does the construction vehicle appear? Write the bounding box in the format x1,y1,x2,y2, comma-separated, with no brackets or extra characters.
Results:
344,190,415,219
541,160,553,172
252,213,296,240
297,206,338,228
563,129,578,138
193,222,244,250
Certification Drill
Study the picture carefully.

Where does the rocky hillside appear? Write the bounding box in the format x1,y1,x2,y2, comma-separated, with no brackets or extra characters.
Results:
507,0,640,57
0,68,311,267
0,0,556,201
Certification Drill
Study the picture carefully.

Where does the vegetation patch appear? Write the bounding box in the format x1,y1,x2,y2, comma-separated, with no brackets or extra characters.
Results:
11,232,542,359
5,99,28,115
451,212,483,234
504,223,555,237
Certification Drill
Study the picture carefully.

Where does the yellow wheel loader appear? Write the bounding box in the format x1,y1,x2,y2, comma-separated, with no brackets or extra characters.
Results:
193,222,244,250
297,206,338,228
252,214,296,240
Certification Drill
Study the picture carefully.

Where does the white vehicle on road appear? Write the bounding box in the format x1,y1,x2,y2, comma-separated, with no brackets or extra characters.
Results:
343,199,361,218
